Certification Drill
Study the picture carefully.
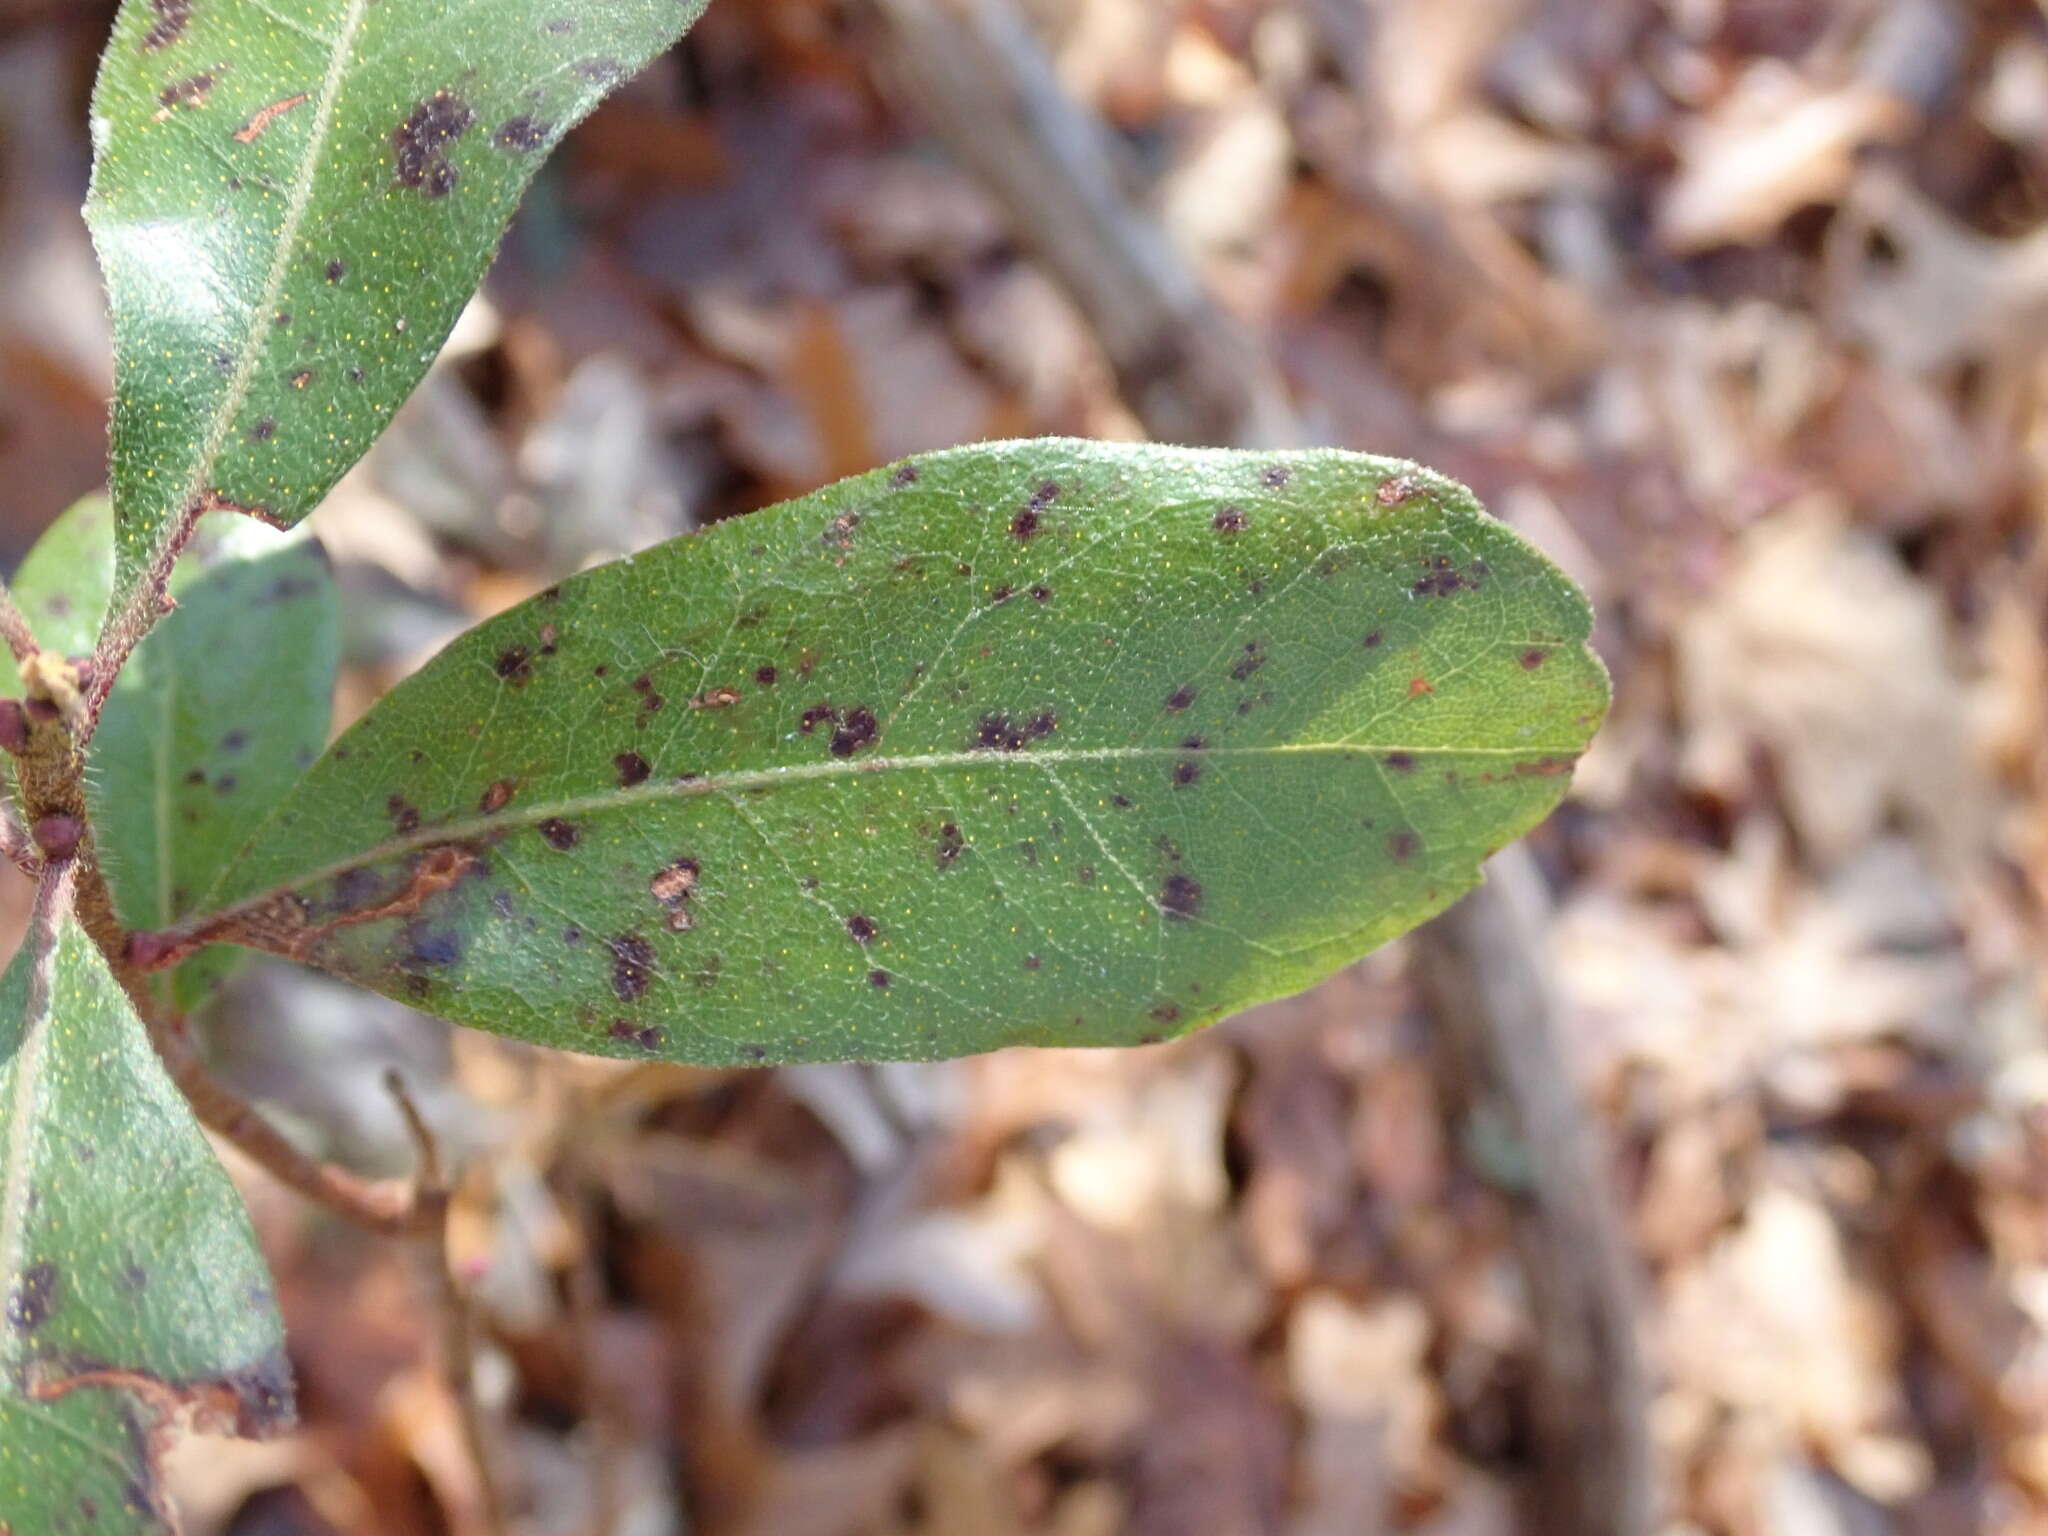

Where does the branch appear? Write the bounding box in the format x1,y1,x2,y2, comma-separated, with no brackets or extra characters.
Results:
79,497,207,744
1411,849,1654,1536
157,1020,429,1235
0,579,39,669
388,1070,507,1536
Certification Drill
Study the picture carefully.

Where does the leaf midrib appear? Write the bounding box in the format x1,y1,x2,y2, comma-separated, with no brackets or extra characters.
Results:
194,738,1581,932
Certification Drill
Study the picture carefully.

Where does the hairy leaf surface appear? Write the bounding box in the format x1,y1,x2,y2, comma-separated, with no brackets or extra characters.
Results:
194,443,1608,1064
0,888,289,1533
86,0,709,590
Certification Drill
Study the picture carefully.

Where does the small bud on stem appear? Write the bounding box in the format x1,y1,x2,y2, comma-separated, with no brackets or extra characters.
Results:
31,813,81,860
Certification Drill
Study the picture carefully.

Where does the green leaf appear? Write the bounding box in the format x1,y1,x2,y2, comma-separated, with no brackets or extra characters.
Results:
93,523,342,1011
190,442,1608,1066
1,496,116,696
0,887,290,1534
86,0,710,591
6,496,343,1011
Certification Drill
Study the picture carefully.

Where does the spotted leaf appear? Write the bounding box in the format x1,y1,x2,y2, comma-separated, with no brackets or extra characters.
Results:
0,884,290,1533
177,442,1608,1065
86,0,710,593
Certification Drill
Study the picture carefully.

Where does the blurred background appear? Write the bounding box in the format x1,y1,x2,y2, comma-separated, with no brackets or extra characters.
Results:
6,0,2048,1532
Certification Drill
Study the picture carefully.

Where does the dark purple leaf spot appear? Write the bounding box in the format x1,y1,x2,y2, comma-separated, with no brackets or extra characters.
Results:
1212,505,1248,534
403,922,462,968
971,712,1056,752
868,968,892,988
1388,831,1420,862
494,115,550,151
754,664,778,686
392,91,474,198
1160,874,1203,920
220,728,248,753
615,752,651,787
890,463,921,489
845,914,878,943
1023,954,1042,970
157,72,215,111
248,418,276,443
142,0,190,50
630,674,667,718
1149,1003,1182,1024
7,1261,56,1333
609,1019,665,1052
387,796,421,834
479,779,516,814
609,934,655,1000
1229,642,1266,681
325,258,347,282
494,646,532,683
1363,630,1383,649
1520,647,1549,670
1377,474,1423,507
539,818,579,850
936,822,966,867
1166,685,1196,711
1384,752,1416,773
543,17,577,34
829,707,880,758
329,867,381,914
1261,463,1292,488
1413,555,1473,598
1030,585,1053,603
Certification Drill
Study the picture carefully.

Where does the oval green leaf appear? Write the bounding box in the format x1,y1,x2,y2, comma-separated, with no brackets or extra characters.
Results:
86,0,709,590
187,442,1608,1065
0,889,290,1533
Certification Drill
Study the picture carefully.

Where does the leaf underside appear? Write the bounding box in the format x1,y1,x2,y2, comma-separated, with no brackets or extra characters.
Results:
0,905,289,1535
194,442,1609,1066
87,0,709,591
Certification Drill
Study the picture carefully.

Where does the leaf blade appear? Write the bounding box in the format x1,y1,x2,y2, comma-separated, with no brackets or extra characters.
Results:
198,442,1608,1064
0,496,117,696
0,882,289,1533
87,0,709,588
93,523,342,1009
